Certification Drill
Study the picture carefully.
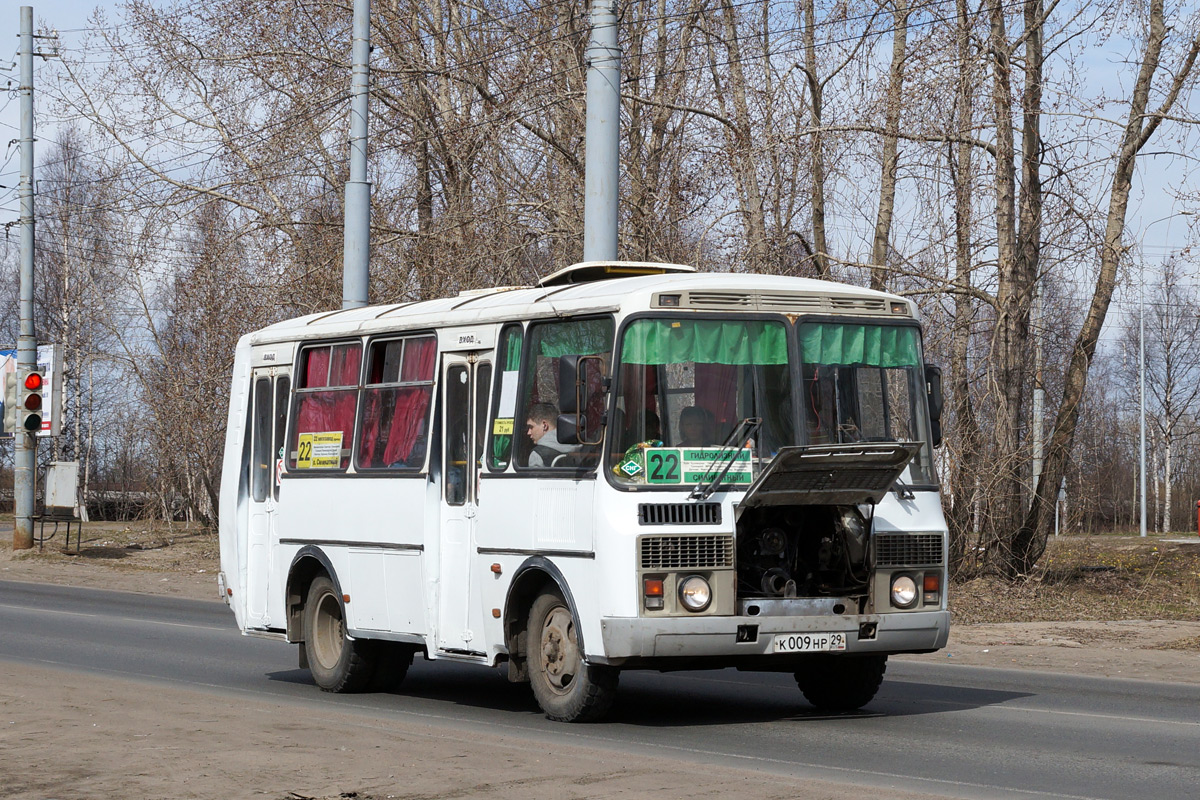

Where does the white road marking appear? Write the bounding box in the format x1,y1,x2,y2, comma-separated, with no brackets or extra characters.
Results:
0,601,230,632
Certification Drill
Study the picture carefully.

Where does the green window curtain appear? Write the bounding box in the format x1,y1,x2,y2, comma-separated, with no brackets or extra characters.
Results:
799,323,920,367
490,326,524,467
535,318,613,358
620,319,788,365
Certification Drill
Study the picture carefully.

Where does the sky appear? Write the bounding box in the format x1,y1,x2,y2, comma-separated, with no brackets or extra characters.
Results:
2,0,107,227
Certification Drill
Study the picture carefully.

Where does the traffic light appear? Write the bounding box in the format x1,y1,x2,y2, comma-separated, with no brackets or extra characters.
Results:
19,369,44,433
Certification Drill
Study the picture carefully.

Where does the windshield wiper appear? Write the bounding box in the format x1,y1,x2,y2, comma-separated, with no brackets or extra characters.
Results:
689,417,762,501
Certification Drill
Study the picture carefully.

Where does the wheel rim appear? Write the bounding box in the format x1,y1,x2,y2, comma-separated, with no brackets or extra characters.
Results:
312,589,345,670
538,604,579,695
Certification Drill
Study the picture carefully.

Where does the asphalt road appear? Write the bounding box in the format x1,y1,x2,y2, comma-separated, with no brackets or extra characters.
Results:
2,579,1197,799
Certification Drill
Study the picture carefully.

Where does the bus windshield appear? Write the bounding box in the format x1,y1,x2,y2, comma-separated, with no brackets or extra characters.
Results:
607,316,936,489
798,321,935,484
609,318,794,487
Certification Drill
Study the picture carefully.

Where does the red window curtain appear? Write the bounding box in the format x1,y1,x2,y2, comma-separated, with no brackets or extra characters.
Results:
357,391,384,466
382,387,433,465
401,337,436,381
357,337,437,469
696,364,737,437
304,347,331,388
332,344,361,386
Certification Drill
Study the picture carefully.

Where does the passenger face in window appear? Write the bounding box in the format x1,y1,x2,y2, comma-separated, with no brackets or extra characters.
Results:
526,417,551,445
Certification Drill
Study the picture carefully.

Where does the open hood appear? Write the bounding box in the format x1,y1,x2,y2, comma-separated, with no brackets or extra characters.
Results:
738,442,920,508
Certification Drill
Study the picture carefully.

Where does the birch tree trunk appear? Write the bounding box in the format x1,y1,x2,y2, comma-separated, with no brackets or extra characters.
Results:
947,0,982,573
717,0,771,271
870,0,910,292
801,0,830,278
987,0,1027,572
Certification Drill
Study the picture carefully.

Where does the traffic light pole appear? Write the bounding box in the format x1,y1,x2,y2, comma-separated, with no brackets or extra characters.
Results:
14,6,38,550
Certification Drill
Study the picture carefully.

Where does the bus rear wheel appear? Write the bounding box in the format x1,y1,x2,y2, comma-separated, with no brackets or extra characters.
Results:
795,654,887,711
527,589,618,722
303,574,377,693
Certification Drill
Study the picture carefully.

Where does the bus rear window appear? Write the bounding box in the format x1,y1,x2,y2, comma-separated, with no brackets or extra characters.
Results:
289,342,362,470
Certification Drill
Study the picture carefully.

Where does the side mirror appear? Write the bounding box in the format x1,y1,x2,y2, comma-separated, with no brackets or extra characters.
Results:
558,355,583,415
924,363,944,448
557,413,580,446
557,354,605,446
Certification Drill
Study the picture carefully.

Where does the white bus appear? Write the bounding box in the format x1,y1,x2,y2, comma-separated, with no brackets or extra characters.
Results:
218,262,949,721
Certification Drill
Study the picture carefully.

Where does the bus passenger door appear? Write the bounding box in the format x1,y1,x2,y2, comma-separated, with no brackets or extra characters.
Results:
437,352,491,653
246,368,290,629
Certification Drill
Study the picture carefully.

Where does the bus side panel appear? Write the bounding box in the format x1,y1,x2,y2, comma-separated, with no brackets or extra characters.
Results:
475,478,599,659
476,478,594,552
218,335,255,629
270,476,430,637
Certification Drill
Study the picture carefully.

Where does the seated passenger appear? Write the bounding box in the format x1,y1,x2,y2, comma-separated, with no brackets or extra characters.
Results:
677,406,715,447
525,402,580,467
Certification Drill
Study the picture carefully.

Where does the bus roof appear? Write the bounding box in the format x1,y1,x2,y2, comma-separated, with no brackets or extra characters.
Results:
248,268,916,345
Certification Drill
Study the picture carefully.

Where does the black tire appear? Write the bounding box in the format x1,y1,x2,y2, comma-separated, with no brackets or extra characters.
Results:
795,654,887,711
527,588,618,722
302,574,378,693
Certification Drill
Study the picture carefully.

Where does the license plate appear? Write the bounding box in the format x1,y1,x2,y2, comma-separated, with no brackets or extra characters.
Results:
773,632,847,653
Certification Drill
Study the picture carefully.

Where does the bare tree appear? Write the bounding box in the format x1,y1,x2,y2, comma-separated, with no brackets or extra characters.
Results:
1021,0,1200,569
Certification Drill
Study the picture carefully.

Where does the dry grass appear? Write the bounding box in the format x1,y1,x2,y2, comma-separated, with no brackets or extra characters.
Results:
2,516,219,575
951,535,1200,624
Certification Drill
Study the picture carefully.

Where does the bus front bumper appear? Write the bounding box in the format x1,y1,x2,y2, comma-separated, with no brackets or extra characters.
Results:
596,610,949,661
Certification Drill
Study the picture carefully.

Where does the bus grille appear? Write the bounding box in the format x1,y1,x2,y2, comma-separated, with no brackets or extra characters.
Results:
874,533,944,567
638,502,721,526
640,534,734,570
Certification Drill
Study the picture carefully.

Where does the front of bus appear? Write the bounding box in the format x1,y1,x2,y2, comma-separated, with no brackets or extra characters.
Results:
595,290,949,679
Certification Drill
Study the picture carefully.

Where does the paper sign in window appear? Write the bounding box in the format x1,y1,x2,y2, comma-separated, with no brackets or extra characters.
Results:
297,431,344,469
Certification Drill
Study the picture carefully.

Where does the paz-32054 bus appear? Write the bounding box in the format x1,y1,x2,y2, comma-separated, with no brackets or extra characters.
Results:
218,262,949,721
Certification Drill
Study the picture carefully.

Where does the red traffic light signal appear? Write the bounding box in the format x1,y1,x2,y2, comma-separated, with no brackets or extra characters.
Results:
20,369,44,432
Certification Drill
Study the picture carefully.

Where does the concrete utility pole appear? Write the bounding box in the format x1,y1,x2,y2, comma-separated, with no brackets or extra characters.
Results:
1139,264,1146,538
14,6,39,550
582,0,620,262
342,0,371,309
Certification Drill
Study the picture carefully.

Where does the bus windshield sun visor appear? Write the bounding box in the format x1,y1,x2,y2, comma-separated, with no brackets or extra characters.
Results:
738,442,921,509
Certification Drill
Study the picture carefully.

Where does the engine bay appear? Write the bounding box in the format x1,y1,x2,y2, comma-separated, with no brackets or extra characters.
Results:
735,504,873,600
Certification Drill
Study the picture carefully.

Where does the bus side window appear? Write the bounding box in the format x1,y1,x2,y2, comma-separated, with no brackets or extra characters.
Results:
288,342,362,471
516,317,613,469
251,377,272,502
272,376,290,500
357,335,437,470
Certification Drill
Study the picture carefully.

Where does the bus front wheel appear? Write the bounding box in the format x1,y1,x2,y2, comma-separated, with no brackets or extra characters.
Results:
795,654,887,711
303,574,377,693
527,589,618,722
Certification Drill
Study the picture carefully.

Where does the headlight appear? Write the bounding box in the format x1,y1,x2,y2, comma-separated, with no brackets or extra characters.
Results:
890,575,918,608
678,575,712,612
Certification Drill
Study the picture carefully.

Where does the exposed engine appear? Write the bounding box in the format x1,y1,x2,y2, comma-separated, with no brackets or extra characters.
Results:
736,505,872,598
